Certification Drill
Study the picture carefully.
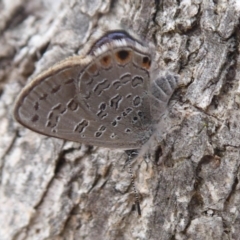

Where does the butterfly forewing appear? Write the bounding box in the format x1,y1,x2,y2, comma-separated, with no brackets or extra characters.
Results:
14,58,88,137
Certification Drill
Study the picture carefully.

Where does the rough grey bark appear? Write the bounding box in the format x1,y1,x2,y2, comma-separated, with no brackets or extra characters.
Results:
0,0,240,239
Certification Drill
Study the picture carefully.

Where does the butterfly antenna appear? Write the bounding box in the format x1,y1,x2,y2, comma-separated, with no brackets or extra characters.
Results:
125,150,141,216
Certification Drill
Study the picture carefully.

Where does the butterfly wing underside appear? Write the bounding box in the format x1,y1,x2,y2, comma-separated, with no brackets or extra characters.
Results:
14,45,154,149
14,57,90,140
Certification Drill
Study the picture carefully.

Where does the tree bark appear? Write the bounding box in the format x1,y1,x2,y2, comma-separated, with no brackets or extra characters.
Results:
0,0,240,239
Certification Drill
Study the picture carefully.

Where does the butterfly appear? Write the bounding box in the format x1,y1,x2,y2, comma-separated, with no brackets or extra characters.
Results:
13,30,178,150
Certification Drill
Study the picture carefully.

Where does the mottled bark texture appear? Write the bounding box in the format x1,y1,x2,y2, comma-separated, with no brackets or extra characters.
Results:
0,0,240,239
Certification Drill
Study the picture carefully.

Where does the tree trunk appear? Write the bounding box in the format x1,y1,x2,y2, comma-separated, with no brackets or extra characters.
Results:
1,0,240,239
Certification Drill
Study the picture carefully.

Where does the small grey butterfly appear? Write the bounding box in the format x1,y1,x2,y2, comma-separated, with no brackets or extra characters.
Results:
13,30,178,149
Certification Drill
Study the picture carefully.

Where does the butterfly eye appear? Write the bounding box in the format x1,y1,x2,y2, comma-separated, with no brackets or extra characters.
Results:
142,56,151,69
115,50,132,65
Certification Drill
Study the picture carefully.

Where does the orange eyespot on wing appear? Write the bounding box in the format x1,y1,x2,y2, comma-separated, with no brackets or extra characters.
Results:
115,50,132,65
142,56,151,70
99,55,112,68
